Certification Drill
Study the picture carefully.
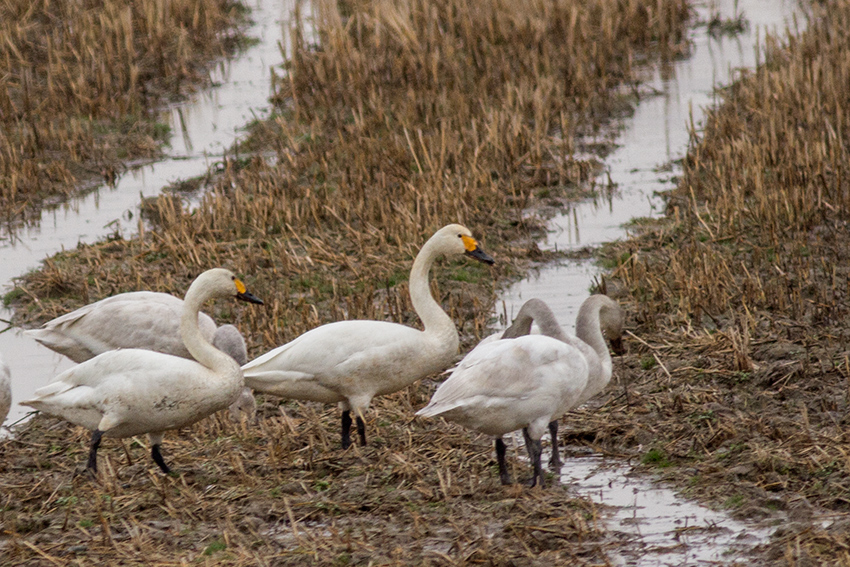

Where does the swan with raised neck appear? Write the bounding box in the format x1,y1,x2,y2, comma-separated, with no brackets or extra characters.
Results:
499,295,624,472
22,268,263,475
502,295,624,406
417,306,591,487
242,223,495,449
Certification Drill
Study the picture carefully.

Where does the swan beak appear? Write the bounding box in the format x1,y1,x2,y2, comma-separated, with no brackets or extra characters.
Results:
461,235,495,265
462,238,495,265
609,336,626,355
466,247,495,265
236,291,264,305
234,278,264,305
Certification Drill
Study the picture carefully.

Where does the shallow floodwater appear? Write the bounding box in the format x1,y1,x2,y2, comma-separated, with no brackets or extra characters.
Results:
0,0,291,425
497,0,803,564
558,450,773,566
500,0,803,322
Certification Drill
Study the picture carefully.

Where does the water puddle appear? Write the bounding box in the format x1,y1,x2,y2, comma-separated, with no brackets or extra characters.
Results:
496,0,804,563
0,0,292,425
561,449,772,566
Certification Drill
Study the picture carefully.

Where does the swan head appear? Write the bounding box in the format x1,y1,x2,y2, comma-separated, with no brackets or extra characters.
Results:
599,298,626,355
433,224,495,265
188,268,264,306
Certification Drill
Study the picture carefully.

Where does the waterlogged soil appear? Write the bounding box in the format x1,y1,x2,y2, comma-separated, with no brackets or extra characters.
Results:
1,400,610,566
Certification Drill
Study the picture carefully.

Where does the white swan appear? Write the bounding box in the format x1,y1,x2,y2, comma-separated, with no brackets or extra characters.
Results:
0,352,10,427
25,291,218,363
497,296,624,470
22,269,263,474
212,324,256,421
25,290,256,417
242,224,495,448
416,334,589,487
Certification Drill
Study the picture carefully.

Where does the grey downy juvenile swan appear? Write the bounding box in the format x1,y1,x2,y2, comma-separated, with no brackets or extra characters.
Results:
25,288,255,417
22,269,263,475
0,352,10,427
25,291,219,363
416,332,589,487
498,296,624,471
242,224,495,449
213,324,256,421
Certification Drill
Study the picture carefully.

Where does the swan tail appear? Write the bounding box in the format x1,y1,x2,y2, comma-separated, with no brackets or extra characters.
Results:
23,328,102,363
241,369,314,384
415,400,462,419
21,380,88,413
26,379,76,401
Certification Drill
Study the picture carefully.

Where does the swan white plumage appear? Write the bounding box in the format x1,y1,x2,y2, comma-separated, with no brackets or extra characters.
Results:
0,352,10,427
496,296,624,470
22,269,263,474
25,291,255,417
212,324,256,421
242,224,495,448
24,291,218,363
416,334,589,487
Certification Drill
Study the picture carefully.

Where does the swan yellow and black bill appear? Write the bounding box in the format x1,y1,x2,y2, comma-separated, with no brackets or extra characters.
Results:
461,235,495,265
234,278,264,305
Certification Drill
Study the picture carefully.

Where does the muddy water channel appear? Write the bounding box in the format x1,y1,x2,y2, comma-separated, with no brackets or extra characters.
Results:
496,0,804,565
0,0,803,564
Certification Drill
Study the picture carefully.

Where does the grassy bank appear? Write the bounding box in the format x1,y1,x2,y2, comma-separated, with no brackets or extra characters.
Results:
1,0,692,564
0,0,249,219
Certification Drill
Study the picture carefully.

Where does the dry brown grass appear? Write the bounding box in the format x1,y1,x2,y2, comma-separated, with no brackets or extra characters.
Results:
1,394,608,566
0,0,248,217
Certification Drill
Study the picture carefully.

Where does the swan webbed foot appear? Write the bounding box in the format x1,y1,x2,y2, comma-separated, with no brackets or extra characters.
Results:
86,429,104,474
547,420,562,472
495,438,512,485
341,410,353,449
356,415,367,447
151,444,171,474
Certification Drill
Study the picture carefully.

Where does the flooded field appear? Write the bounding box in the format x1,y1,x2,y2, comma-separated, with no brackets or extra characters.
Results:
0,0,825,564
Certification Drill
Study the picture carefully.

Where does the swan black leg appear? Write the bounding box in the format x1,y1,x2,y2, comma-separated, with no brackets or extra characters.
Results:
548,420,562,472
356,415,367,447
523,427,544,488
151,444,171,474
87,429,104,473
496,437,512,485
341,410,353,449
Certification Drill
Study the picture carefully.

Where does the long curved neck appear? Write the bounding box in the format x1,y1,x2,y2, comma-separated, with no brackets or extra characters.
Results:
408,236,457,343
502,299,567,341
181,287,237,372
575,297,612,372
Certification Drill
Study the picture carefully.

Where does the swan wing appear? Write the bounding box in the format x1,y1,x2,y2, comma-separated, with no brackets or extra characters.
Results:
25,292,217,362
243,320,429,382
417,336,589,435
